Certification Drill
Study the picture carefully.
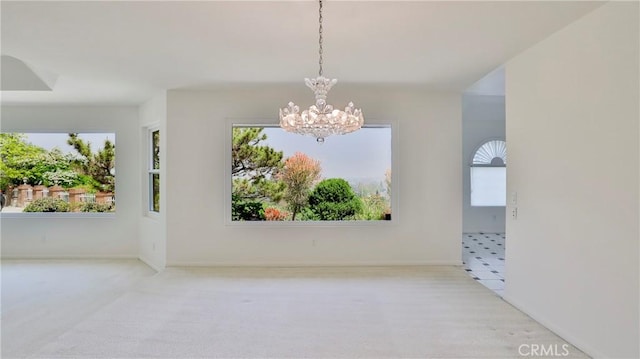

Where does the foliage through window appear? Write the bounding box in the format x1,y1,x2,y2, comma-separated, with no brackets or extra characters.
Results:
231,125,392,221
0,133,116,213
149,129,160,213
470,139,506,207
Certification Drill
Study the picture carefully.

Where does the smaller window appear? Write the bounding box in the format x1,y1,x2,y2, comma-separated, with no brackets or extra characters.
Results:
470,140,506,207
148,129,160,213
0,132,116,214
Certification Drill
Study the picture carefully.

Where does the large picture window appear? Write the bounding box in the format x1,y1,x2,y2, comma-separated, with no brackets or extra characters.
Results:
231,125,392,222
0,132,116,213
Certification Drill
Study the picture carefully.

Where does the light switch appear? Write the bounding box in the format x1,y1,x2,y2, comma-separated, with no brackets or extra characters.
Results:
510,191,518,205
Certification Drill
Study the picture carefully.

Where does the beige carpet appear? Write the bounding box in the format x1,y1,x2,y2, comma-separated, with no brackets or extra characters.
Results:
1,260,589,358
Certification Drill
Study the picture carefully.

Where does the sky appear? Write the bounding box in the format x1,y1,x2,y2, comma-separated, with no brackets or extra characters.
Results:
260,126,391,183
20,129,389,183
23,133,115,154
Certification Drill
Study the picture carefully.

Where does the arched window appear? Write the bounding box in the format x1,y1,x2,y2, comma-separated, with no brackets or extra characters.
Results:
470,139,506,206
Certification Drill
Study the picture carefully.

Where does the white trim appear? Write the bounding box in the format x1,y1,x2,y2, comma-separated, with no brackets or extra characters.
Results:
167,260,463,268
1,128,116,135
139,255,165,272
0,254,137,260
0,212,115,219
145,211,160,220
226,219,399,228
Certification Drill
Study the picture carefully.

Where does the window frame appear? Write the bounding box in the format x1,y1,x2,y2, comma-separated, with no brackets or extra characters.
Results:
224,119,398,226
0,131,116,218
147,127,160,215
469,138,507,207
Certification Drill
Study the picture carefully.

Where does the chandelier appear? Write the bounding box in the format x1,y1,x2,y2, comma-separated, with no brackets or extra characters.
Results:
279,0,364,143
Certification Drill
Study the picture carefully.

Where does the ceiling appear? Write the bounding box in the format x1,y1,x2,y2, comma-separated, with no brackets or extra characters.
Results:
0,1,605,105
465,66,505,96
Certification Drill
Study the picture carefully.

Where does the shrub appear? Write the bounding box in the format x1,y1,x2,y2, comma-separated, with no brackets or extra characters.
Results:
308,178,362,220
356,193,388,220
297,207,320,221
23,197,70,212
231,194,265,221
264,207,288,221
78,202,114,212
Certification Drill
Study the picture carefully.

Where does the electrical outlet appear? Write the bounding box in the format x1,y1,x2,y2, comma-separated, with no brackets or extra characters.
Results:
512,207,518,220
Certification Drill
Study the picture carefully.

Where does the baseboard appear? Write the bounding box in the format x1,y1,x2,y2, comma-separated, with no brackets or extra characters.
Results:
0,256,461,269
1,254,138,260
502,294,606,359
138,255,165,272
166,260,463,268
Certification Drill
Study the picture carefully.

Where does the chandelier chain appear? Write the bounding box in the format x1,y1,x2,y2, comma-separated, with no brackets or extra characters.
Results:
318,0,323,77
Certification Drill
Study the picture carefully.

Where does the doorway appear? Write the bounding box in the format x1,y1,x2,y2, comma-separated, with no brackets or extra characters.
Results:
461,67,506,296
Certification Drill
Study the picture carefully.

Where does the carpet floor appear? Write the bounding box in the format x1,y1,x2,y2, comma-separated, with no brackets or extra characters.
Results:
1,260,589,358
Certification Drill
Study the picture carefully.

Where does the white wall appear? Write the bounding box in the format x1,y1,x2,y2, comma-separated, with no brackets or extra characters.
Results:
462,94,505,233
0,106,140,258
166,85,462,266
139,93,167,270
505,2,639,358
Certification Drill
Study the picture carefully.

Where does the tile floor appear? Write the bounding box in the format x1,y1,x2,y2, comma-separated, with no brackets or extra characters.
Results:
462,232,505,296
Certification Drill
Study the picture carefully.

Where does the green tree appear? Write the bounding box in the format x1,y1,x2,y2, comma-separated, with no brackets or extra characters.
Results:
0,134,75,190
308,178,362,220
0,133,43,189
231,128,284,202
67,133,115,192
34,149,80,187
277,152,322,220
232,128,283,180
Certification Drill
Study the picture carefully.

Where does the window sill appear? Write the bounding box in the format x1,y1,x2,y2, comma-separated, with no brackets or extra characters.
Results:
226,219,396,227
145,211,160,220
0,212,116,219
